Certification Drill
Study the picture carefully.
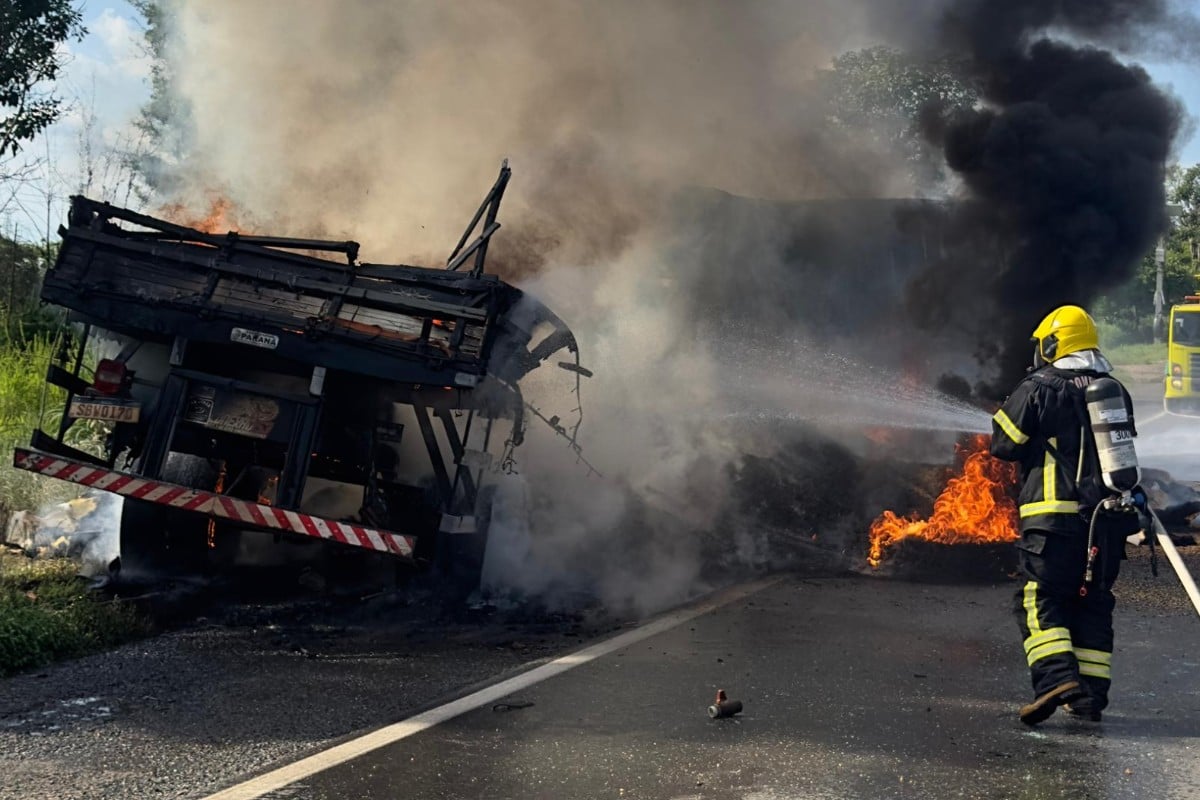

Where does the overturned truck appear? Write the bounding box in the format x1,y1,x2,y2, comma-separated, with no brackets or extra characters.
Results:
13,165,584,586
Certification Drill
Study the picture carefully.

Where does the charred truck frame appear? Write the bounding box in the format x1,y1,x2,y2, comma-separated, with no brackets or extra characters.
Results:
13,164,584,584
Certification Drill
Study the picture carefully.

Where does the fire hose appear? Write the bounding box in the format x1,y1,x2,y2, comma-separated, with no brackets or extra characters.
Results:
1078,376,1200,621
1079,493,1200,621
1147,506,1200,620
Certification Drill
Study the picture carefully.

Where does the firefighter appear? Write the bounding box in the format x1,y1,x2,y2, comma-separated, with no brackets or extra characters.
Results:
990,305,1141,725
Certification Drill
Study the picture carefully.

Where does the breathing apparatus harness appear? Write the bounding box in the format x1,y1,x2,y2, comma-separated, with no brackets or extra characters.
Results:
1033,372,1152,596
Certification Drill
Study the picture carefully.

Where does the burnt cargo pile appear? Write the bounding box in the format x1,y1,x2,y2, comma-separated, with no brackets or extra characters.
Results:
15,165,584,590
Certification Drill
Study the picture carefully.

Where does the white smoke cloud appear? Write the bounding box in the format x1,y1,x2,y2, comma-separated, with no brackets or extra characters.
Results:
161,1,918,250
150,0,938,611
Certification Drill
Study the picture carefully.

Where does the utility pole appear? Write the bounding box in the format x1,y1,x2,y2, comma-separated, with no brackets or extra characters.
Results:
1154,204,1184,344
1153,241,1166,343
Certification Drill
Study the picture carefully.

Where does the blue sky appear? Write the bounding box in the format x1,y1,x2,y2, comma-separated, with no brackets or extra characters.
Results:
0,2,148,238
67,2,149,127
49,3,1200,166
1144,60,1200,165
8,1,1200,239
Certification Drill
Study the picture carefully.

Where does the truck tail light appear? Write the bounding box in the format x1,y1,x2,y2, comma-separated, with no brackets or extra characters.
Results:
93,359,128,395
1172,363,1184,377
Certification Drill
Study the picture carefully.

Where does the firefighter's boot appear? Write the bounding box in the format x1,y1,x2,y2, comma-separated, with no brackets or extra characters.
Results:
1019,681,1082,726
1064,696,1102,722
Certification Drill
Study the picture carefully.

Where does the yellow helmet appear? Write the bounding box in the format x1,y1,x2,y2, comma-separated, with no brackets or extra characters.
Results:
1031,305,1099,366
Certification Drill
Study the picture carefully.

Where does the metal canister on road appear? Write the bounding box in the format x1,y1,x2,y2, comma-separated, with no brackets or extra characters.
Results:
708,689,743,718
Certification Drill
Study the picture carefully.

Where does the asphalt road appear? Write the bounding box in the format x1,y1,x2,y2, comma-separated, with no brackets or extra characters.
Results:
3,366,1196,800
200,567,1200,800
0,594,614,800
190,361,1200,800
1122,366,1199,482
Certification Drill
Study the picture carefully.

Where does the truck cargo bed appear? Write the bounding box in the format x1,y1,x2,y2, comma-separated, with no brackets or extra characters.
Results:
46,196,566,387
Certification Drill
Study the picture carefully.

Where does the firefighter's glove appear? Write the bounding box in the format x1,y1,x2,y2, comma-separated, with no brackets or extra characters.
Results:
1130,487,1155,535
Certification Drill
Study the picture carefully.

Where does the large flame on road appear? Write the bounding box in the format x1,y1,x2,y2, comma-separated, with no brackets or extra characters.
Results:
867,434,1019,568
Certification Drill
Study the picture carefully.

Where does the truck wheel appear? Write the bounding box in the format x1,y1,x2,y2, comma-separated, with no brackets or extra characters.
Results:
434,485,496,602
116,454,227,584
116,498,211,584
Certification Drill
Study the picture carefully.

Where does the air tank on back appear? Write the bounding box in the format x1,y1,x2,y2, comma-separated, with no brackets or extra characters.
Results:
1085,377,1140,494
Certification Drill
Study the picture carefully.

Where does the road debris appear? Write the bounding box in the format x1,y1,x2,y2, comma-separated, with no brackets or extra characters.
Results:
491,700,535,712
707,689,743,719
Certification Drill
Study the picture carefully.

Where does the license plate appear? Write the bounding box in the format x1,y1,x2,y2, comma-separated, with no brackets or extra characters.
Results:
68,400,141,422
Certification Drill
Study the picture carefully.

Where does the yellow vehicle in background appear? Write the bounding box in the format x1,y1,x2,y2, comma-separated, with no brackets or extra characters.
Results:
1166,294,1200,416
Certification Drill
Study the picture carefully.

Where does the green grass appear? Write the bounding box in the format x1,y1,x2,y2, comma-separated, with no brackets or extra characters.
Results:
0,332,105,522
1095,320,1167,366
1104,341,1167,366
0,333,134,676
0,550,149,676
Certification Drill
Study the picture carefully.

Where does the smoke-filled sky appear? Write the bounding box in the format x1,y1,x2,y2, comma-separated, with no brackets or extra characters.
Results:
159,2,927,255
10,0,1200,610
13,1,1200,232
143,1,1188,371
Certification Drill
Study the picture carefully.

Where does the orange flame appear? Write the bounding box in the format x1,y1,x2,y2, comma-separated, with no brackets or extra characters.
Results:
207,460,228,549
867,434,1019,568
159,195,243,233
257,475,279,507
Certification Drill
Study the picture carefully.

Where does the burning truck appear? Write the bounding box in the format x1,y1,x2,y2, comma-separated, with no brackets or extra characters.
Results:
11,164,587,588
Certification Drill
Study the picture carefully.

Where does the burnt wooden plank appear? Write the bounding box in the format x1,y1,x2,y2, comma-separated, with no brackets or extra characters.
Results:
107,262,210,290
69,198,356,276
212,280,327,316
64,226,492,322
54,246,91,281
337,304,427,336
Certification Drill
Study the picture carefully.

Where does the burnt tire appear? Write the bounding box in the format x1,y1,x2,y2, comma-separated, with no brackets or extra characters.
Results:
433,485,495,602
116,498,212,584
116,454,231,584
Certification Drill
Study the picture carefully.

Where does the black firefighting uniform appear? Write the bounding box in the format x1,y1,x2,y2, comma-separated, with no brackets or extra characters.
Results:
990,364,1140,710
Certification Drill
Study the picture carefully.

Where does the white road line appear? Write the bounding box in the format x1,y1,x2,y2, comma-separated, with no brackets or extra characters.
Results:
1140,411,1167,427
199,575,786,800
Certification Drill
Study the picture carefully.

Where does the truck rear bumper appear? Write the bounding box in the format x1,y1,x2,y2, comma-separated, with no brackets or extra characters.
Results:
12,447,417,562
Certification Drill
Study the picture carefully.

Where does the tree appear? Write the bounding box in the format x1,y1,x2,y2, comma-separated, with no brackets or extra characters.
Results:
0,226,59,341
815,46,978,192
0,0,86,157
127,0,187,202
1094,164,1200,342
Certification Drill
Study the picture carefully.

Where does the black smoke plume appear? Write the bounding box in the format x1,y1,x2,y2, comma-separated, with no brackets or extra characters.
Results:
912,0,1185,395
138,2,1195,608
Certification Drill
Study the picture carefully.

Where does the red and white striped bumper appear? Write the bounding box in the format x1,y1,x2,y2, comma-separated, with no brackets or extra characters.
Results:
13,447,416,561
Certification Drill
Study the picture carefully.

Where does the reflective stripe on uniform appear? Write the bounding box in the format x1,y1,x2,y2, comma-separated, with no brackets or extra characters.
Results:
1023,581,1040,635
1075,647,1112,680
1078,662,1112,679
1023,627,1073,654
1028,639,1074,666
1019,500,1080,517
1022,582,1074,666
993,409,1030,444
1043,436,1057,504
